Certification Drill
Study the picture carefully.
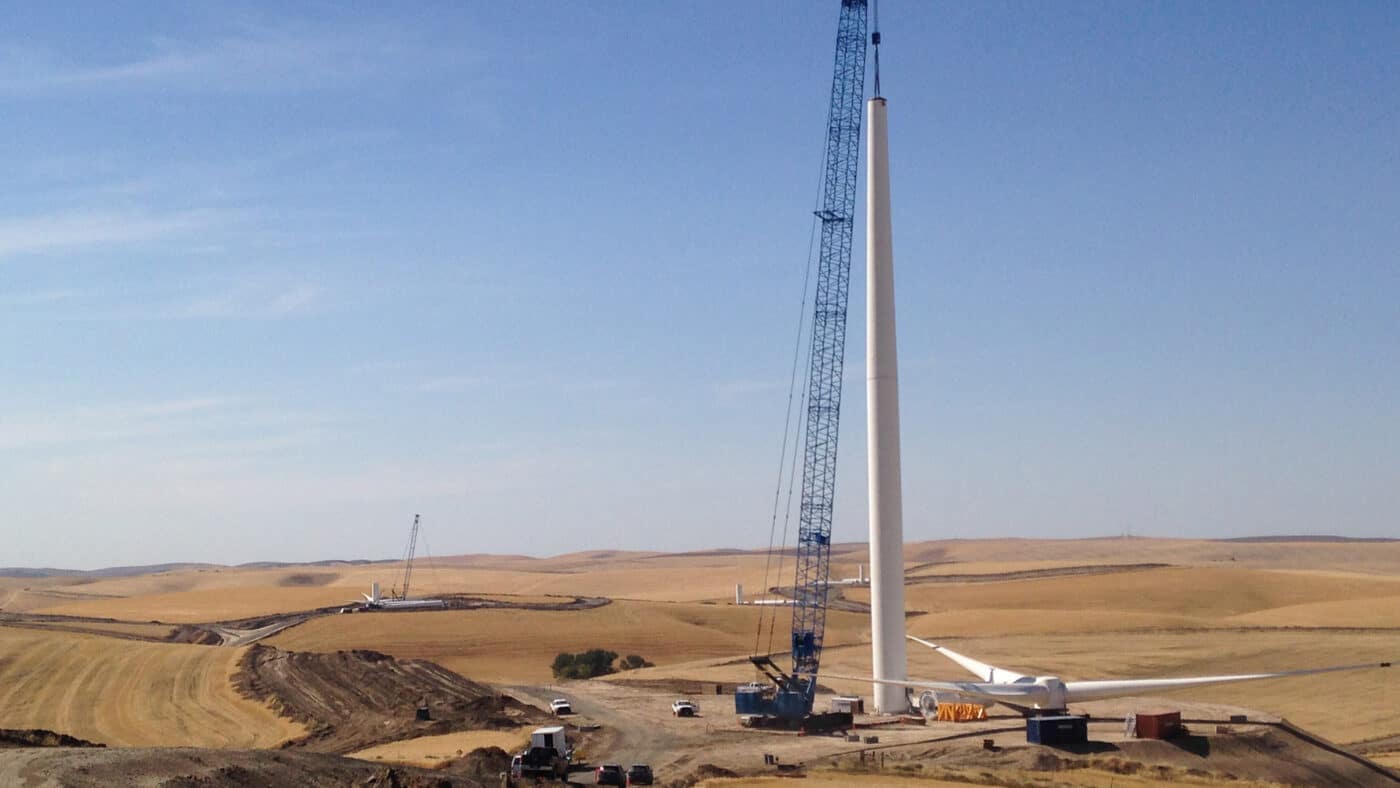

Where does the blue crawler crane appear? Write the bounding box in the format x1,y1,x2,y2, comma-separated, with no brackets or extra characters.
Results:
735,0,870,731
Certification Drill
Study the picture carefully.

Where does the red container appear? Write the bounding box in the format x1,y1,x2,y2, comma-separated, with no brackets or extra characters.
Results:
1135,710,1181,739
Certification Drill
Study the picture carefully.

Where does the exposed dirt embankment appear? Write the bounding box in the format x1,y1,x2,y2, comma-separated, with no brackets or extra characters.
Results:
0,747,488,787
167,624,224,645
234,645,547,754
451,746,513,781
0,729,104,749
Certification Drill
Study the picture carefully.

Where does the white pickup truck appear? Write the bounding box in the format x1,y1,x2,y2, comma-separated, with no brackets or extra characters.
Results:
670,699,698,717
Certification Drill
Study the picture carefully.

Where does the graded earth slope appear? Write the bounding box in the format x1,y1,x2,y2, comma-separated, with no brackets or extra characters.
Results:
0,628,303,748
235,645,546,753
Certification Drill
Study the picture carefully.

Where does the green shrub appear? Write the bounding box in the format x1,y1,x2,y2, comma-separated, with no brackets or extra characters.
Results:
551,649,619,680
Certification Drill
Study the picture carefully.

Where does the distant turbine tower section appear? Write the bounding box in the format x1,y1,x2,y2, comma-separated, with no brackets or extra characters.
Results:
865,93,909,714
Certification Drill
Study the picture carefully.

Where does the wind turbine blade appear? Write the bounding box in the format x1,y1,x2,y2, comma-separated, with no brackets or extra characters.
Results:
907,635,1028,683
824,672,1046,705
1066,661,1393,703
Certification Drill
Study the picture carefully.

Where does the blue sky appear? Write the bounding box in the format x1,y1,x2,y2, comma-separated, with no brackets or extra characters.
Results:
2,2,1396,569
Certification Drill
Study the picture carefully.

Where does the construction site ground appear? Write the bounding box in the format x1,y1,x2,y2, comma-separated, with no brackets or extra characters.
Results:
0,744,493,788
503,681,1395,786
0,648,1394,787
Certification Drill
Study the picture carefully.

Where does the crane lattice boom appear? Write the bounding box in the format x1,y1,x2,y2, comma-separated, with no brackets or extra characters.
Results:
791,0,868,687
400,514,420,600
738,0,868,724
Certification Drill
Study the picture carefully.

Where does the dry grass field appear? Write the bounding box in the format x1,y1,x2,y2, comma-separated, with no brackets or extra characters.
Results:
1374,752,1400,768
268,600,873,684
896,538,1400,575
32,584,373,623
2,537,1397,771
0,619,176,640
19,538,1400,623
348,728,529,767
0,628,303,748
849,565,1400,628
27,553,784,622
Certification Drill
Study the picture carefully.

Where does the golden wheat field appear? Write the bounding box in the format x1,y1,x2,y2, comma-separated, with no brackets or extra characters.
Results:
1,537,1397,757
0,628,303,748
852,566,1400,627
22,538,1400,623
267,599,874,684
27,553,786,622
349,729,530,767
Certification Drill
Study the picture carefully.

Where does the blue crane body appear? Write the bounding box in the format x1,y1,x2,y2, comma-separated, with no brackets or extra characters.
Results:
735,0,868,724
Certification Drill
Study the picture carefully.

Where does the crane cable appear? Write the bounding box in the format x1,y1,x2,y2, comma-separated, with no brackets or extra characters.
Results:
752,3,857,660
419,524,443,599
765,284,814,659
754,178,821,661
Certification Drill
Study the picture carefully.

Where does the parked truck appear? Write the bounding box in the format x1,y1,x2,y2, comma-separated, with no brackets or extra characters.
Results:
518,725,571,781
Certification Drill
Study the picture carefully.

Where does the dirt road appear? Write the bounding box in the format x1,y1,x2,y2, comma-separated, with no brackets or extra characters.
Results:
504,681,932,785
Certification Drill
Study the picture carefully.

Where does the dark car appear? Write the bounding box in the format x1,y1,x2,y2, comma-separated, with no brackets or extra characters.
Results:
596,763,625,786
626,763,654,785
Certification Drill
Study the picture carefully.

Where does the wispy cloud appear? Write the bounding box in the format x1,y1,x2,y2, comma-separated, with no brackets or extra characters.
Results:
415,375,493,394
0,21,471,96
346,359,417,376
0,209,212,259
172,281,324,319
139,397,232,416
2,277,328,322
0,289,79,306
0,397,234,452
712,377,790,401
0,396,348,466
